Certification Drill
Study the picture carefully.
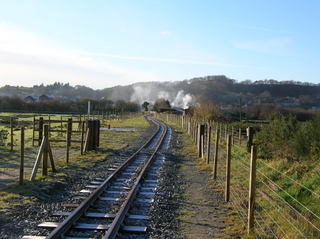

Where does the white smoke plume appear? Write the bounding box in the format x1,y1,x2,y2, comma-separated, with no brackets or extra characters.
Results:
130,85,153,103
157,91,170,100
130,85,194,109
171,90,193,109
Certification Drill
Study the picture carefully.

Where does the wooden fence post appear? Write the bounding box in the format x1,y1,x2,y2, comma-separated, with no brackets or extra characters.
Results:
30,137,46,181
239,128,242,145
88,120,94,151
201,124,205,158
97,120,100,148
80,121,85,155
83,126,90,152
197,124,205,158
195,122,198,146
48,141,55,172
32,115,35,146
19,127,24,185
181,115,184,128
68,118,72,144
60,115,63,135
247,127,254,153
66,118,72,163
79,114,82,130
42,124,49,176
38,117,44,146
248,145,257,234
231,126,234,145
225,134,231,202
192,122,195,142
48,115,51,130
225,125,228,142
194,122,197,143
197,124,201,155
206,125,211,164
92,120,98,150
10,117,13,151
213,127,220,179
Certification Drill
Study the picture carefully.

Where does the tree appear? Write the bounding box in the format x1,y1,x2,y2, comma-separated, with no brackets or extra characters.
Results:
142,101,150,111
192,100,221,121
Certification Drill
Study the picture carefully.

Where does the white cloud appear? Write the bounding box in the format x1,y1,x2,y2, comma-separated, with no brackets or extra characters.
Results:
0,22,158,89
232,37,293,54
0,22,259,90
160,30,170,36
81,52,249,68
234,24,287,34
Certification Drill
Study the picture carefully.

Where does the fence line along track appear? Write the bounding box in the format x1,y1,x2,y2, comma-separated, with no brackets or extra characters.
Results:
22,117,170,239
159,113,320,239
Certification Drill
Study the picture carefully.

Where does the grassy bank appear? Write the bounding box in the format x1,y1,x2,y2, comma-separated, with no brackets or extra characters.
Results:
231,144,320,238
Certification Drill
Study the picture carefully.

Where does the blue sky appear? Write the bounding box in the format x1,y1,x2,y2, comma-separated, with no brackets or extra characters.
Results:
0,0,320,89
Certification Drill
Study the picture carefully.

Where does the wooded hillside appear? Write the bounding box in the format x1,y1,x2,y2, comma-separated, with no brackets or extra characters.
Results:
1,75,320,112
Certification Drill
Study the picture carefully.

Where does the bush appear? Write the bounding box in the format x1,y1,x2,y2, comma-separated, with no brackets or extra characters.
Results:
255,112,298,160
256,112,320,161
292,114,320,160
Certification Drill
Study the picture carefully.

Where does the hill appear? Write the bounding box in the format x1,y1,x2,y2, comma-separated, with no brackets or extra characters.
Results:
1,76,320,110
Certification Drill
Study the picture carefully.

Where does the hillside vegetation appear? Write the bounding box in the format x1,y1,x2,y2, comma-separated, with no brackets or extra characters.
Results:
1,76,320,115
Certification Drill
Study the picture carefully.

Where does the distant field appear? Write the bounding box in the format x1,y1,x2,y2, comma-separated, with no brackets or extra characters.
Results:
0,112,148,189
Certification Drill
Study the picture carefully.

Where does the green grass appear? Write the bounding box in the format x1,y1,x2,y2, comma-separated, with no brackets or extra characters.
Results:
106,114,149,128
232,144,320,238
160,114,320,238
0,113,149,211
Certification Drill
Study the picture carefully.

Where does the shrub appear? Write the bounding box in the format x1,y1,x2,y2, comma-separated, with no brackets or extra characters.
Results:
292,114,320,160
255,112,298,160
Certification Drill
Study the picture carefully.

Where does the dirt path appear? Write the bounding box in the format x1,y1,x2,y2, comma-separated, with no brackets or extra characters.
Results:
169,127,241,239
177,156,229,238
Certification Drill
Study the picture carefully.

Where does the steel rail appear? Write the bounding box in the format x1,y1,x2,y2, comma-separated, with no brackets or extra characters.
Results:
103,121,168,239
45,117,162,239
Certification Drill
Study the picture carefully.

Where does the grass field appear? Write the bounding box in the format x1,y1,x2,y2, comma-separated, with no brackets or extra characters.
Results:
0,113,88,186
0,112,149,209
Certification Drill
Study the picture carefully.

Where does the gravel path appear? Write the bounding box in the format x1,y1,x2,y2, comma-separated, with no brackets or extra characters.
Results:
161,127,231,239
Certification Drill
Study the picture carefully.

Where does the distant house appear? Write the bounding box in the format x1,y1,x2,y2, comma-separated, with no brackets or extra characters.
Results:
39,94,53,101
24,95,38,102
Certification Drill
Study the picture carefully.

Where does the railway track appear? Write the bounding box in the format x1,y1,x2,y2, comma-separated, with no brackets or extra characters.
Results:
23,117,171,239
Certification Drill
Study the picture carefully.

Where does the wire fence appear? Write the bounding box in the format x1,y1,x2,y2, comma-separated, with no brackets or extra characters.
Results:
160,113,320,239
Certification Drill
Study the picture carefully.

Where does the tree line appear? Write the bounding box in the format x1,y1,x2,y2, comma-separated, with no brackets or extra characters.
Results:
0,96,140,113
